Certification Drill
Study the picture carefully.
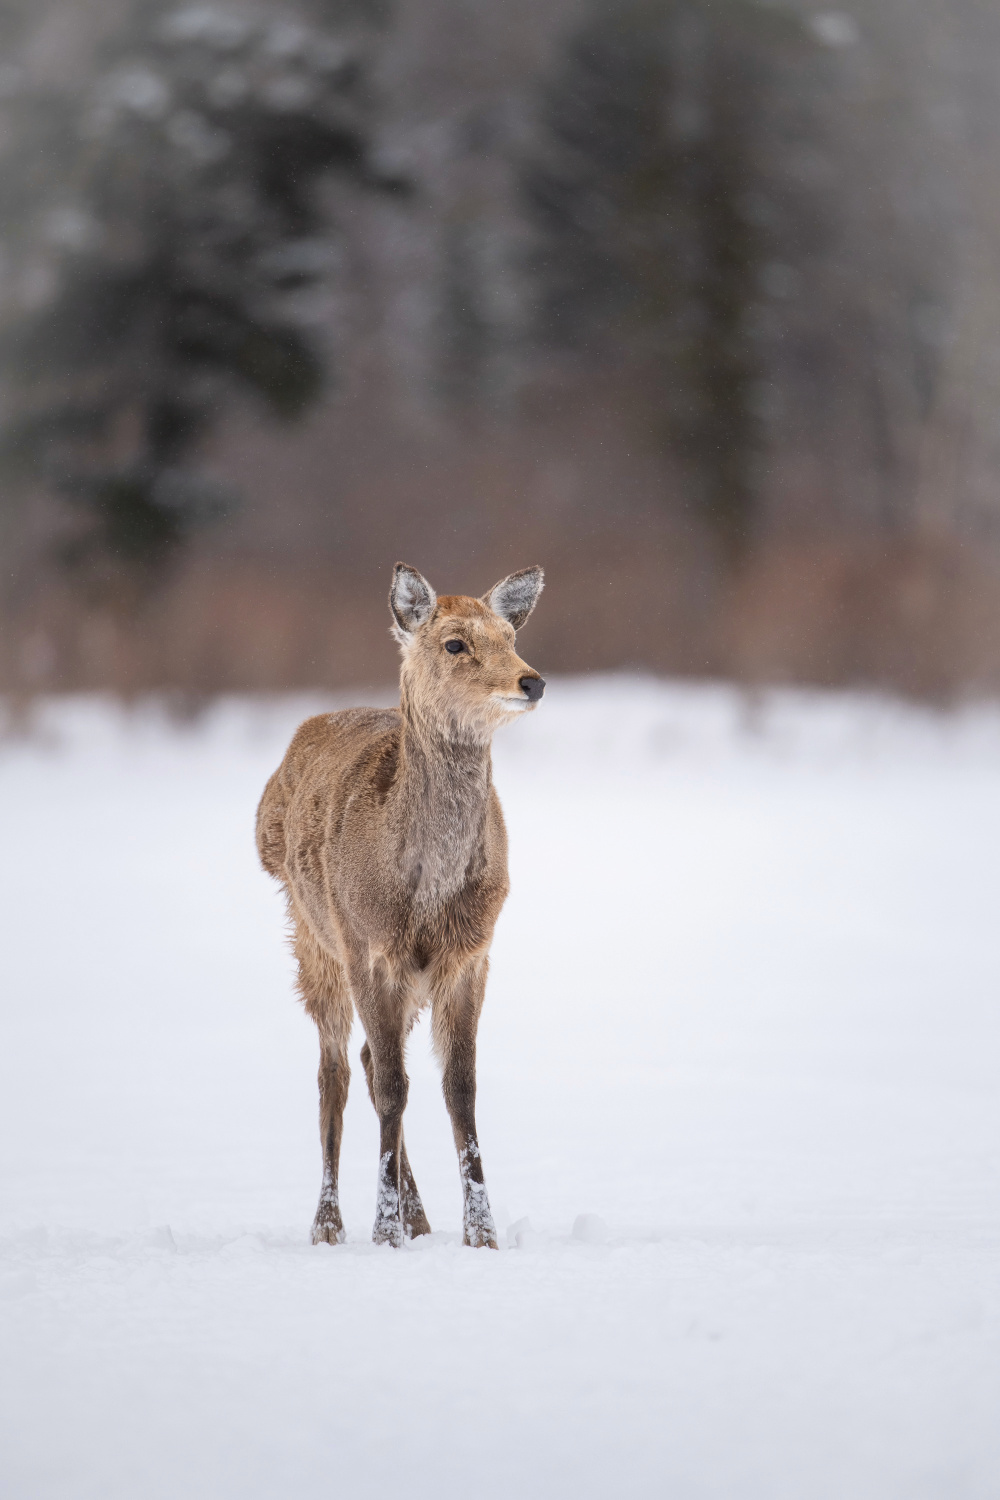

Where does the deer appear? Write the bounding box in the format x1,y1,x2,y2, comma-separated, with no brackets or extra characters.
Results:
255,562,546,1249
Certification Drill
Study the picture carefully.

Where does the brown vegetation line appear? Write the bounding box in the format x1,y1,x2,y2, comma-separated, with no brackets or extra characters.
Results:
255,563,545,1248
7,527,997,701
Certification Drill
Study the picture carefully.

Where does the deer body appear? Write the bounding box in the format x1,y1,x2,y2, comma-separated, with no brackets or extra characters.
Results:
256,564,545,1248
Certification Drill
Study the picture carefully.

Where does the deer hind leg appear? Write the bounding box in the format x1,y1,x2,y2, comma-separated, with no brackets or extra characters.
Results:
360,1038,431,1239
433,958,498,1250
295,924,353,1246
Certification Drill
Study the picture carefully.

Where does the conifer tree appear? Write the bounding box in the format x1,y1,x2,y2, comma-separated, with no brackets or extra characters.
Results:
522,0,819,555
0,1,392,583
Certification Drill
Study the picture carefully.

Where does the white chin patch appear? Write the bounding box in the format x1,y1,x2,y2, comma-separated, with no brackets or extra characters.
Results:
496,695,529,712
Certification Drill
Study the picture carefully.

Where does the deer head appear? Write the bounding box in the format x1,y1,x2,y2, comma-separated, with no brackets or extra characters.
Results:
390,563,545,742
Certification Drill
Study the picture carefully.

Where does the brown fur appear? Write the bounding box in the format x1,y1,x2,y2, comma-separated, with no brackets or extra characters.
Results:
256,563,545,1247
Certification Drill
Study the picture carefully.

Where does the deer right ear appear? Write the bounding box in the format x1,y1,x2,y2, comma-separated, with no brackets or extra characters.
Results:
390,562,437,635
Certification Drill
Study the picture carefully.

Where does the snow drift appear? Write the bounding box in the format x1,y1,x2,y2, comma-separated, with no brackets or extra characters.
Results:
1,678,998,1498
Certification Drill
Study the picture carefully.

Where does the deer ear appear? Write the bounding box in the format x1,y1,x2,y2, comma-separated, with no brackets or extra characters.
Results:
390,562,437,634
483,566,544,631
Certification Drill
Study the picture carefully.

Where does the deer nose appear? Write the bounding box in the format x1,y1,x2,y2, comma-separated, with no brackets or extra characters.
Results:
519,675,545,702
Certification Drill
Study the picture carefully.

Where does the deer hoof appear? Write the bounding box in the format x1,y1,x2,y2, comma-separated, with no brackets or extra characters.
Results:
372,1215,404,1248
463,1228,499,1249
311,1219,345,1246
403,1210,432,1239
463,1182,498,1248
463,1216,499,1250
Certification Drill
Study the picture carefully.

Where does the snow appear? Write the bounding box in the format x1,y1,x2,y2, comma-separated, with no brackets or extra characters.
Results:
1,676,999,1499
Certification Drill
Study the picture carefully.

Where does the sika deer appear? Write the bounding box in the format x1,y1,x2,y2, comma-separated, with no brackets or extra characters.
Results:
256,563,545,1248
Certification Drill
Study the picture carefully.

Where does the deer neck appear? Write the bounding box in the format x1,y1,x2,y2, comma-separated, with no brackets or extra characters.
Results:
395,705,493,909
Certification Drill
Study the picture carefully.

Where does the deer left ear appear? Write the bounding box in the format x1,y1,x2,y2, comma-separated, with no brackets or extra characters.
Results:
483,566,545,630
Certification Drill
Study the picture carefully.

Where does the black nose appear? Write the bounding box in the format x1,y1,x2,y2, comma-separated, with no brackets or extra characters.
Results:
520,675,545,702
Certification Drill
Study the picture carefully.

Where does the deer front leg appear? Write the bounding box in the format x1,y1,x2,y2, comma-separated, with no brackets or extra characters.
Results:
369,1032,409,1248
351,960,412,1248
360,1041,431,1239
434,959,498,1250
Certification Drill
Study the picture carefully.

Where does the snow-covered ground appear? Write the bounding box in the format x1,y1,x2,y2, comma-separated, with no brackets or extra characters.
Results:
1,677,999,1499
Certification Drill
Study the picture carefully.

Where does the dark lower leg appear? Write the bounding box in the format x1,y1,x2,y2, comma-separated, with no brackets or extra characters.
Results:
442,1042,497,1250
398,1147,432,1239
361,1040,431,1238
369,1041,409,1248
312,1044,349,1245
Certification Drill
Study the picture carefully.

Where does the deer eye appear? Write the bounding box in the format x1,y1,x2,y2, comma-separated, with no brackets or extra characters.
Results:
445,639,466,655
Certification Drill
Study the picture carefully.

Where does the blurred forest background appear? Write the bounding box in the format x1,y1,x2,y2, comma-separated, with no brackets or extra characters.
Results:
2,0,1000,698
